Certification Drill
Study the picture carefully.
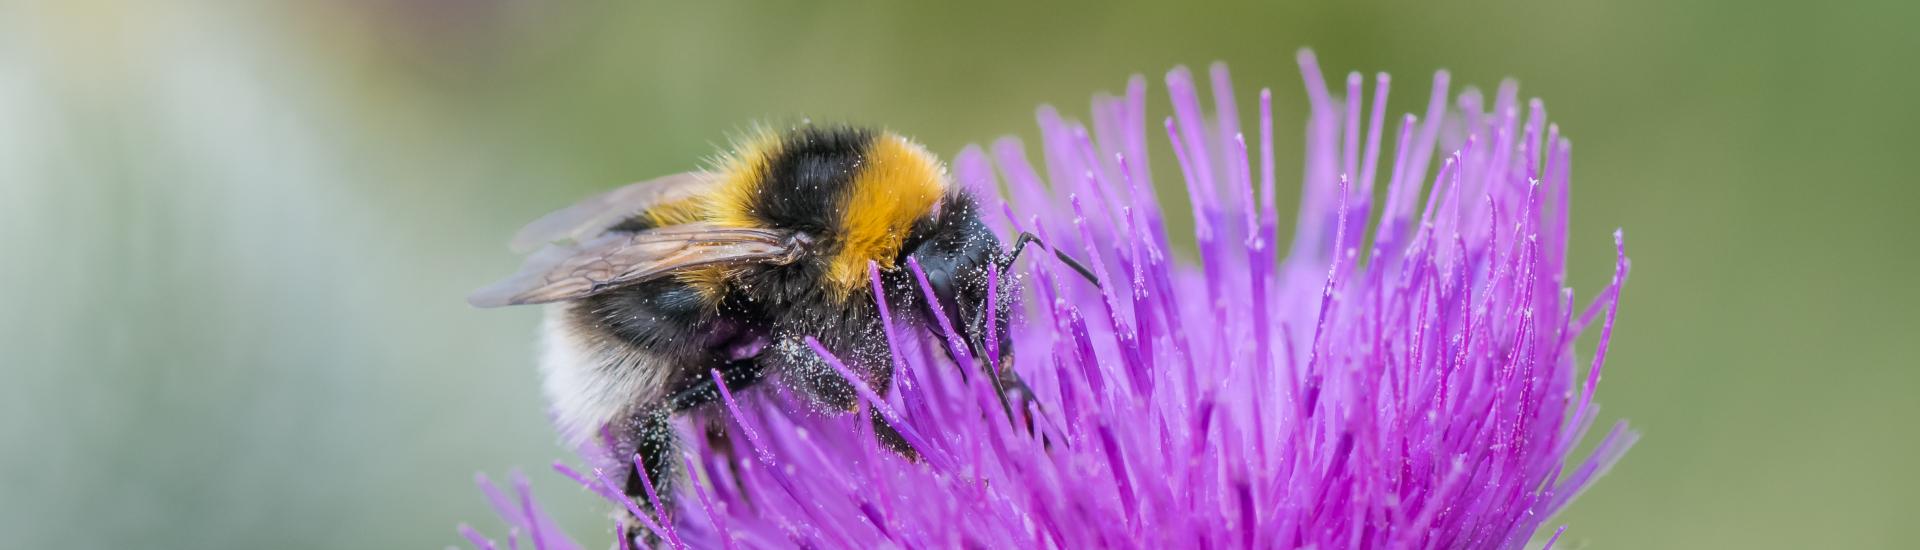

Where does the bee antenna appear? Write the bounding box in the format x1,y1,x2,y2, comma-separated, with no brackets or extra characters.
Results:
1003,232,1102,288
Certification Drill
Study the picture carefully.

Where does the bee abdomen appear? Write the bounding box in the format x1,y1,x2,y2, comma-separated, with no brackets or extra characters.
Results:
538,307,676,445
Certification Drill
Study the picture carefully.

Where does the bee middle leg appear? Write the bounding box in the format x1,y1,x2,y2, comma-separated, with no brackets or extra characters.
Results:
666,358,768,413
768,339,925,462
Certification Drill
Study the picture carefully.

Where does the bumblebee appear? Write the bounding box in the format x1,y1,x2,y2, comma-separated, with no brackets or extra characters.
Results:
470,125,1094,531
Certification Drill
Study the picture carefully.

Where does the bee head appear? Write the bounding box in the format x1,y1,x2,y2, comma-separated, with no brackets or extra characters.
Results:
901,201,1006,360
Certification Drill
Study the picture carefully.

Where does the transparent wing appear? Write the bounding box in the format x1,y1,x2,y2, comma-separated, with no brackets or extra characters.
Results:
507,171,718,253
470,223,796,308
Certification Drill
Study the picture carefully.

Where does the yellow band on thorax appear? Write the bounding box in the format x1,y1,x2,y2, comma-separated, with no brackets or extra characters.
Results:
827,133,947,292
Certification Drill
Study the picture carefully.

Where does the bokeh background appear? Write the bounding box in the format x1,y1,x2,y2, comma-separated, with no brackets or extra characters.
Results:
5,1,1915,548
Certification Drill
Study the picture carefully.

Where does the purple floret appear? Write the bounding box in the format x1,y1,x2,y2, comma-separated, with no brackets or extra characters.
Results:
467,50,1635,550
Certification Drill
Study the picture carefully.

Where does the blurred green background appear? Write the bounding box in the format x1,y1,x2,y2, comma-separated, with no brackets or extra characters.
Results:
4,0,1915,548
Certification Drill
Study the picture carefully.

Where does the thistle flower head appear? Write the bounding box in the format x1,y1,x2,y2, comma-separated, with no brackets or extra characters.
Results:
465,50,1634,549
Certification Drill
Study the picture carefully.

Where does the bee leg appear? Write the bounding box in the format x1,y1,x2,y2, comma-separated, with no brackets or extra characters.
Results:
667,359,768,412
965,345,1034,434
768,334,922,461
615,406,678,548
695,414,751,507
990,351,1055,450
663,358,766,509
870,407,920,462
847,354,920,462
993,363,1034,409
993,354,1043,408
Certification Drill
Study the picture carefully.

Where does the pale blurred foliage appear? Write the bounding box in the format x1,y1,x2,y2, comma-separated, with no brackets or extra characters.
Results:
2,1,1916,548
1,2,569,548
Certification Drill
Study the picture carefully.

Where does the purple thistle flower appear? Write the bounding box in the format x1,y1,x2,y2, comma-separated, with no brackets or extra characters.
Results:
467,50,1634,549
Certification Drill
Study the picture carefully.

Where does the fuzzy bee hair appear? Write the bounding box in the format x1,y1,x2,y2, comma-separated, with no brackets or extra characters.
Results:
473,125,1023,542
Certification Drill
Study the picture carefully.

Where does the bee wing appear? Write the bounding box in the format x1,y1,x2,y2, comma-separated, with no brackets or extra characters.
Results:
470,223,796,308
507,171,719,253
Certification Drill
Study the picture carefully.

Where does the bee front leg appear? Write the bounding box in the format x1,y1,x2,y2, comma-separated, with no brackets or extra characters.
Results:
766,333,922,461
